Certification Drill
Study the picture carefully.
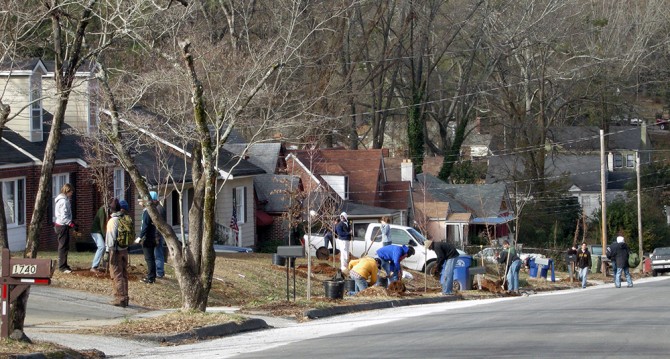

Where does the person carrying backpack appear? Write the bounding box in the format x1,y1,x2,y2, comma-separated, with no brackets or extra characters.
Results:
105,199,135,307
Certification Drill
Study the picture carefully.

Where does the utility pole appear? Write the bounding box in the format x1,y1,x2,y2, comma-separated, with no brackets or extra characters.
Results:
636,151,643,266
600,129,608,274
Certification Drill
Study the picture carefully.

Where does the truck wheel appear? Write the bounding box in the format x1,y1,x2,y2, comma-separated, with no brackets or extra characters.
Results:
425,261,437,276
652,270,658,277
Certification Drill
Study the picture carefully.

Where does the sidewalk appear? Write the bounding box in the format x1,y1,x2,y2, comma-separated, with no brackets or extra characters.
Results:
22,286,461,357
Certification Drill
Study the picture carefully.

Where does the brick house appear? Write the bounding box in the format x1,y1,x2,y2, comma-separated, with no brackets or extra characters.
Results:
285,148,412,232
1,58,132,252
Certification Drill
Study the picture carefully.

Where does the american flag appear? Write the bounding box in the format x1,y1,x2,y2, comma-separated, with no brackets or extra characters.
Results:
230,205,239,246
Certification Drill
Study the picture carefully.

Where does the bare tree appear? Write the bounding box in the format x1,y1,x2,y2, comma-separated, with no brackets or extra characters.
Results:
93,0,355,310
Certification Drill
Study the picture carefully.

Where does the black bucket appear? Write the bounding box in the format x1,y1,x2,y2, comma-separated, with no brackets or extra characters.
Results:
344,279,356,293
272,254,285,266
323,280,344,299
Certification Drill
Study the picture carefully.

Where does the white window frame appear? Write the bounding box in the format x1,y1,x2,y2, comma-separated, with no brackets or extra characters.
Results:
233,186,246,224
2,178,25,227
113,167,125,200
30,74,42,131
626,153,635,168
614,153,623,168
87,81,99,133
52,173,70,222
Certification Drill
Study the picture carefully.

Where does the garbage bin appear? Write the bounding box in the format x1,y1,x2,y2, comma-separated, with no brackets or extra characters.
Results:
453,255,473,290
591,255,602,274
643,257,651,273
529,258,538,278
540,259,553,278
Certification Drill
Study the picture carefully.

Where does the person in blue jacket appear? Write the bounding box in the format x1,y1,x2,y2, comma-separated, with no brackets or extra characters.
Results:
376,245,415,285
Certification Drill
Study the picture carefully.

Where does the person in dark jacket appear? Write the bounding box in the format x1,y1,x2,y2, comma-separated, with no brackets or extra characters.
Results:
136,194,160,284
576,242,592,289
335,212,352,271
376,244,415,285
610,236,633,288
151,192,167,278
425,240,460,295
497,240,521,293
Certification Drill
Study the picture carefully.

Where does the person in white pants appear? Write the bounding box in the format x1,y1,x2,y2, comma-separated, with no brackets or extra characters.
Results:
334,212,352,271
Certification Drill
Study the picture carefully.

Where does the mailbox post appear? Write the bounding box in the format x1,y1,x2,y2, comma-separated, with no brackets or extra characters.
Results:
276,246,304,301
566,253,576,283
1,248,55,338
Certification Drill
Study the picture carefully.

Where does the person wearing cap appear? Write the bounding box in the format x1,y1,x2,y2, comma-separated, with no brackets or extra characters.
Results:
347,256,380,295
335,212,352,271
576,242,592,289
137,192,161,283
496,240,521,293
376,244,415,285
425,240,459,295
610,235,633,288
105,199,132,307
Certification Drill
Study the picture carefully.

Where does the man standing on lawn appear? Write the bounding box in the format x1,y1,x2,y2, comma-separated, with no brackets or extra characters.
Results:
106,199,134,307
425,240,459,295
335,212,352,271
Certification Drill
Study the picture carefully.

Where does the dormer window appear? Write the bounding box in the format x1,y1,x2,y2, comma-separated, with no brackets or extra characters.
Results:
30,74,43,132
88,80,99,133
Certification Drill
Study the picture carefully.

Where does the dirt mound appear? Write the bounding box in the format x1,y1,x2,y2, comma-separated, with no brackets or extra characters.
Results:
387,280,406,293
357,286,391,297
479,276,505,293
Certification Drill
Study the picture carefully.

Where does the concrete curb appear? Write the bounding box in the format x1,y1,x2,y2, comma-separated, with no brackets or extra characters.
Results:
134,318,269,343
305,295,459,319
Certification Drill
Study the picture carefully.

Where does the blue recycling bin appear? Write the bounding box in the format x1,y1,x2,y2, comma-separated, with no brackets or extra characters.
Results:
529,258,538,278
453,255,473,290
540,259,554,278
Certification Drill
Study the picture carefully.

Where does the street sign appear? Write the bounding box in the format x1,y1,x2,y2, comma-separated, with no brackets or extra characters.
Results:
1,248,54,338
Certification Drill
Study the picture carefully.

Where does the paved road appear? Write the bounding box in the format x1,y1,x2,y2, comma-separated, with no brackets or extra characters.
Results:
127,276,670,358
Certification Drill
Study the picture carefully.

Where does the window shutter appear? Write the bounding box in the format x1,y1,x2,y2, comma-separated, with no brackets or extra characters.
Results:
70,172,77,220
242,186,248,223
47,184,53,225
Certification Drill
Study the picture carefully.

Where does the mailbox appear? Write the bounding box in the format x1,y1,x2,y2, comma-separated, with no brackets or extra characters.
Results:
1,248,55,338
277,246,304,258
5,257,54,279
275,246,304,301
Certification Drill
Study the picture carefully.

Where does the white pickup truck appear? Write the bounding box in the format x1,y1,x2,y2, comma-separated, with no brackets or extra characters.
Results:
305,222,465,273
